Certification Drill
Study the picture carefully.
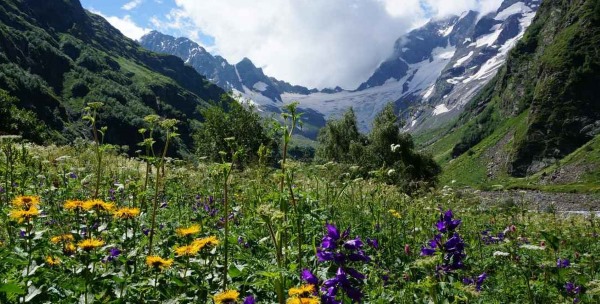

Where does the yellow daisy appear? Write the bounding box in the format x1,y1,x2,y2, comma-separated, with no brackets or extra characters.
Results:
9,206,40,223
51,234,75,244
113,207,140,219
77,238,105,251
145,256,173,270
213,290,239,304
286,297,320,304
176,224,201,237
288,284,315,297
191,236,219,250
174,244,201,257
63,243,76,255
11,195,40,210
63,200,86,211
83,199,115,212
45,256,61,266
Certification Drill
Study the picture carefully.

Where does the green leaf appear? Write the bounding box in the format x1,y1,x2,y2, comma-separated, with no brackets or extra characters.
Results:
228,264,242,278
0,283,25,295
540,231,559,251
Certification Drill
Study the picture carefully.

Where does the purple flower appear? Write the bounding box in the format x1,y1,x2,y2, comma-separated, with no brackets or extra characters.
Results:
326,224,340,240
476,272,487,291
19,230,26,238
557,258,571,268
243,295,255,304
366,238,379,249
565,282,582,294
343,237,363,250
301,269,319,285
106,247,121,262
422,210,466,272
321,236,337,250
436,209,461,233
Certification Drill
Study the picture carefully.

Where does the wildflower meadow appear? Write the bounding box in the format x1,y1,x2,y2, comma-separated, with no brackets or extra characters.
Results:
0,121,599,303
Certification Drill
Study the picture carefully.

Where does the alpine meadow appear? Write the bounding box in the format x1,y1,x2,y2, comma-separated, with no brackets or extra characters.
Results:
1,0,600,303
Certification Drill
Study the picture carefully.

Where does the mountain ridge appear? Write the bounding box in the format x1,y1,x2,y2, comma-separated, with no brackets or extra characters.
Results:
0,0,229,155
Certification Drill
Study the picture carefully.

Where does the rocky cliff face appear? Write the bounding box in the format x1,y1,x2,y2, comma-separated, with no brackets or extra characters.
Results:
439,0,600,178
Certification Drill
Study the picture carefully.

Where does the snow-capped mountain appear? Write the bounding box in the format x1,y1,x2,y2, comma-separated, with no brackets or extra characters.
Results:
139,0,539,135
140,31,323,103
281,0,540,132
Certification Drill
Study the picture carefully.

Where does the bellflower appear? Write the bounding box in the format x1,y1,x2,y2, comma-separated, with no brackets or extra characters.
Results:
557,258,571,268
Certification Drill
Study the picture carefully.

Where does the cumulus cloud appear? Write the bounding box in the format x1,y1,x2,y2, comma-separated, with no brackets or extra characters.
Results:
122,0,143,11
92,9,150,41
164,0,503,89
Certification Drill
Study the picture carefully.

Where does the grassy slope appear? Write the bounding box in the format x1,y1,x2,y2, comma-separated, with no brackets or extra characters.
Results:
420,0,600,193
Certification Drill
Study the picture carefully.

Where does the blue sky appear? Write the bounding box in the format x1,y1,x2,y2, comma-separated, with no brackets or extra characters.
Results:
80,0,215,46
80,0,503,89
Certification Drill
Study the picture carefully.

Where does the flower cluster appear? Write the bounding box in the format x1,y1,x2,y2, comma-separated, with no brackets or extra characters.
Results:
481,229,505,245
421,209,466,272
303,223,372,303
9,195,41,223
564,282,582,303
557,258,571,268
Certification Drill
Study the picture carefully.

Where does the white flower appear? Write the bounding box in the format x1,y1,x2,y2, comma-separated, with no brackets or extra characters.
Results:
520,244,545,250
390,144,401,152
387,169,396,176
493,251,510,257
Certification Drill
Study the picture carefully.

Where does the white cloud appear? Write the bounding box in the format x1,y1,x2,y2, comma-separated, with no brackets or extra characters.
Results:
94,11,150,41
122,0,143,11
164,0,503,89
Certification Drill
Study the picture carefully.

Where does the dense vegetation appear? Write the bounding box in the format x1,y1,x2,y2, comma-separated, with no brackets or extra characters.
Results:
316,105,441,190
0,0,227,156
1,131,599,303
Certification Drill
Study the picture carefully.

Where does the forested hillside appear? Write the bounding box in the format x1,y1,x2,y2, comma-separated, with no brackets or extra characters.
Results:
0,0,227,155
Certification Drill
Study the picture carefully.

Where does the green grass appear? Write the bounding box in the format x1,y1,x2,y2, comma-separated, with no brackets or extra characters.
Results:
439,110,529,186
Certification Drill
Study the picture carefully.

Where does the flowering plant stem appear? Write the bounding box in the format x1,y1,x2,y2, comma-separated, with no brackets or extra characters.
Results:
147,127,172,255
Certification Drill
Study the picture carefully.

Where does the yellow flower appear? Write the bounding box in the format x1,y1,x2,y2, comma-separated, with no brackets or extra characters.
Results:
45,256,61,266
174,244,201,257
286,297,320,304
213,290,239,304
51,234,75,244
388,209,401,219
113,207,140,219
77,238,104,251
12,195,40,210
9,206,40,223
288,284,315,297
83,199,115,212
145,256,173,270
176,224,201,237
63,243,76,255
64,200,86,211
191,236,219,250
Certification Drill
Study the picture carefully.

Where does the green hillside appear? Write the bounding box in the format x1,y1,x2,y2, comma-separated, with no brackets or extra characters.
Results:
421,0,600,192
0,0,228,155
